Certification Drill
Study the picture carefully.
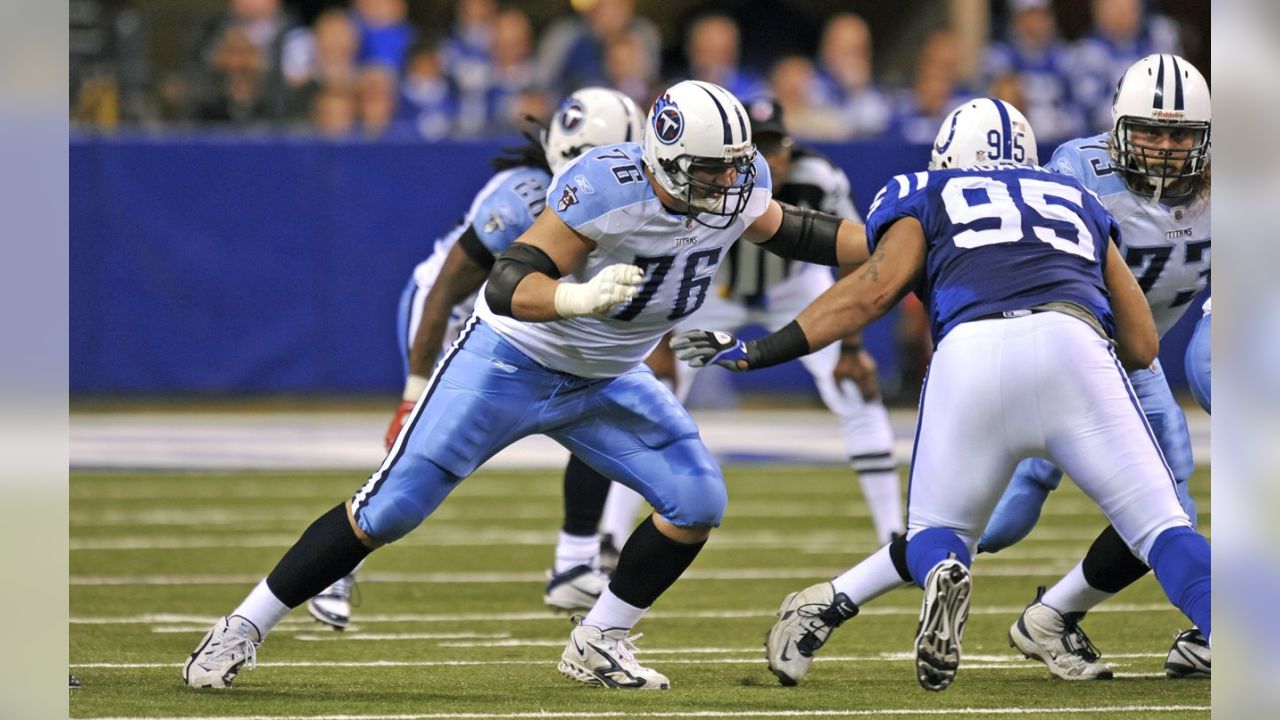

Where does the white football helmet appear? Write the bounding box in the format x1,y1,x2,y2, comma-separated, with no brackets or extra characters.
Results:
642,80,757,228
929,97,1038,171
1110,53,1210,201
544,87,645,174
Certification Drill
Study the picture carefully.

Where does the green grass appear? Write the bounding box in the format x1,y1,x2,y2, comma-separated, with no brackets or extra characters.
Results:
70,466,1210,719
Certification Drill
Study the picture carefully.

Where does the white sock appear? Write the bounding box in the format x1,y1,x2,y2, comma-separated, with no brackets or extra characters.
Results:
600,484,646,545
830,544,911,607
1040,561,1115,615
582,586,647,631
856,469,904,544
231,579,292,638
554,531,601,574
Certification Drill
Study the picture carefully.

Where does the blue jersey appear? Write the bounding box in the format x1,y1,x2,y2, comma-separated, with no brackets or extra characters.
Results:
865,165,1119,344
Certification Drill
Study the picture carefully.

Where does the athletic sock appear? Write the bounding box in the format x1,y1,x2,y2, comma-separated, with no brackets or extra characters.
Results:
831,544,911,606
582,586,647,631
554,530,601,574
600,483,647,547
1041,562,1116,616
562,455,611,536
855,468,904,543
607,515,705,609
230,579,291,638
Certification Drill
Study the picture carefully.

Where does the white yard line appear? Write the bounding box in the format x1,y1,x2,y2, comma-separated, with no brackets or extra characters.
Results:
80,703,1209,719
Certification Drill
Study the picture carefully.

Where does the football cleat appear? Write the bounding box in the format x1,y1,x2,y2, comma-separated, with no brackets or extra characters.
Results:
1009,586,1113,680
598,534,621,575
183,615,261,689
1165,628,1210,678
69,674,81,689
544,564,609,612
915,558,971,692
307,572,358,630
764,582,859,686
558,620,670,689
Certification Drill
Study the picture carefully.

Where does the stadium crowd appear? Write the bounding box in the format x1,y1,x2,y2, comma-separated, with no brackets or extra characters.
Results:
71,0,1196,143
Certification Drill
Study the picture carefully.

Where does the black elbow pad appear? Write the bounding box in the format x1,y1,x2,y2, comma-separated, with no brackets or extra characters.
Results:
484,243,561,317
760,202,842,266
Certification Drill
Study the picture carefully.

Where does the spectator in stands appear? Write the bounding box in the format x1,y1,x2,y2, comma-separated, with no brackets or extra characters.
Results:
194,26,283,126
483,7,548,135
311,82,359,138
398,38,458,141
813,12,891,139
768,55,847,141
886,30,970,144
356,63,402,138
604,30,660,109
353,0,415,71
444,0,499,136
536,0,661,97
281,8,360,120
184,0,295,123
1070,0,1182,131
982,0,1083,143
682,13,768,101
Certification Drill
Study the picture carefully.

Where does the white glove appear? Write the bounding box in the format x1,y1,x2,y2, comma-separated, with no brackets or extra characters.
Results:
553,263,644,318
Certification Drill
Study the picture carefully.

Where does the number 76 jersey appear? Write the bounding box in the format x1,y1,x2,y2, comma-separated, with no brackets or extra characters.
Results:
1050,135,1210,337
476,142,773,378
865,164,1119,346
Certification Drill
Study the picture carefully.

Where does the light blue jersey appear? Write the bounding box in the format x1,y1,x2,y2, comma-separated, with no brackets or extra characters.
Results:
980,136,1209,553
396,166,551,372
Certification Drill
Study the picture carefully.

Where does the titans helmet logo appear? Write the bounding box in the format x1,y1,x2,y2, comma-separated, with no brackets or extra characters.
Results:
652,94,684,145
558,99,586,133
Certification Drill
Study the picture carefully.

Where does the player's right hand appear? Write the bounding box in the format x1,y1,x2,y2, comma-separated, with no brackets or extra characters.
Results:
384,399,415,451
553,263,644,318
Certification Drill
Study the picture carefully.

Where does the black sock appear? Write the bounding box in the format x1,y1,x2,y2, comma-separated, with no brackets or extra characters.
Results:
608,515,705,608
266,503,373,608
562,455,611,536
888,532,913,583
1082,524,1150,593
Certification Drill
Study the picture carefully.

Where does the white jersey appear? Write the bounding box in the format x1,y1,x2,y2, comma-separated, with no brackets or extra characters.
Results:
721,148,858,302
1050,135,1211,337
476,142,773,378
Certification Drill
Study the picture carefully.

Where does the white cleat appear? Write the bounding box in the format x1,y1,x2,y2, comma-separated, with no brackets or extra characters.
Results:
544,565,609,612
307,573,357,630
558,621,670,690
915,558,971,692
1165,628,1210,678
764,582,859,686
183,615,261,689
1009,586,1113,680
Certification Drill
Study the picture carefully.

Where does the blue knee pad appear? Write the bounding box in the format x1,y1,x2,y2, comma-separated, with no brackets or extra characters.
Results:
352,452,461,543
978,458,1063,553
906,527,972,589
1148,526,1211,638
659,467,728,527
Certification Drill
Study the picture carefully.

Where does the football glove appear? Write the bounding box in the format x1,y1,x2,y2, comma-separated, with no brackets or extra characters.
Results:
384,399,415,451
553,263,644,318
669,329,751,371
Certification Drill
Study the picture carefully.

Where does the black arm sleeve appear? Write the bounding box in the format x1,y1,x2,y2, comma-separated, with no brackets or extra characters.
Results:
457,226,496,269
744,320,812,369
757,202,842,266
484,243,562,317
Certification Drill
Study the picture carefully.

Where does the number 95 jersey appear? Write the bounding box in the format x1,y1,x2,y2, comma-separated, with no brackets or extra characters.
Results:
1050,135,1210,337
865,165,1119,345
476,142,773,379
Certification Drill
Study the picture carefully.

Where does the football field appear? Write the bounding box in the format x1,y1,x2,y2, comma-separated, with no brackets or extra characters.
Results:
70,459,1210,719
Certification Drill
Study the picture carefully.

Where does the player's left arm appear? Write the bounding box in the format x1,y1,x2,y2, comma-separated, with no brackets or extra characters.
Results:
673,217,925,371
742,198,871,269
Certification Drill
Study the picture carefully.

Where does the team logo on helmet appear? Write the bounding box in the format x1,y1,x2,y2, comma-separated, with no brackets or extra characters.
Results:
652,94,684,145
933,108,961,155
558,99,586,134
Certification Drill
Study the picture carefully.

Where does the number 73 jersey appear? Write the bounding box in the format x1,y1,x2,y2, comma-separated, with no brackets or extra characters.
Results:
1050,134,1210,337
476,142,773,379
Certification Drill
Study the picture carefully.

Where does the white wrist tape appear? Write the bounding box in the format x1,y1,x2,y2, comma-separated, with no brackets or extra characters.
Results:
402,374,429,401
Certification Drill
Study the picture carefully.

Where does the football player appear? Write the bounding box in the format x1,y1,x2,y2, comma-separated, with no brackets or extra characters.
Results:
978,54,1212,680
593,97,903,559
304,87,645,630
673,97,1211,692
183,79,881,690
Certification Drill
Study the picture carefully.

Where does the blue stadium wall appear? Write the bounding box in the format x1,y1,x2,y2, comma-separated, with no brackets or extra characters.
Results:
69,135,1204,395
